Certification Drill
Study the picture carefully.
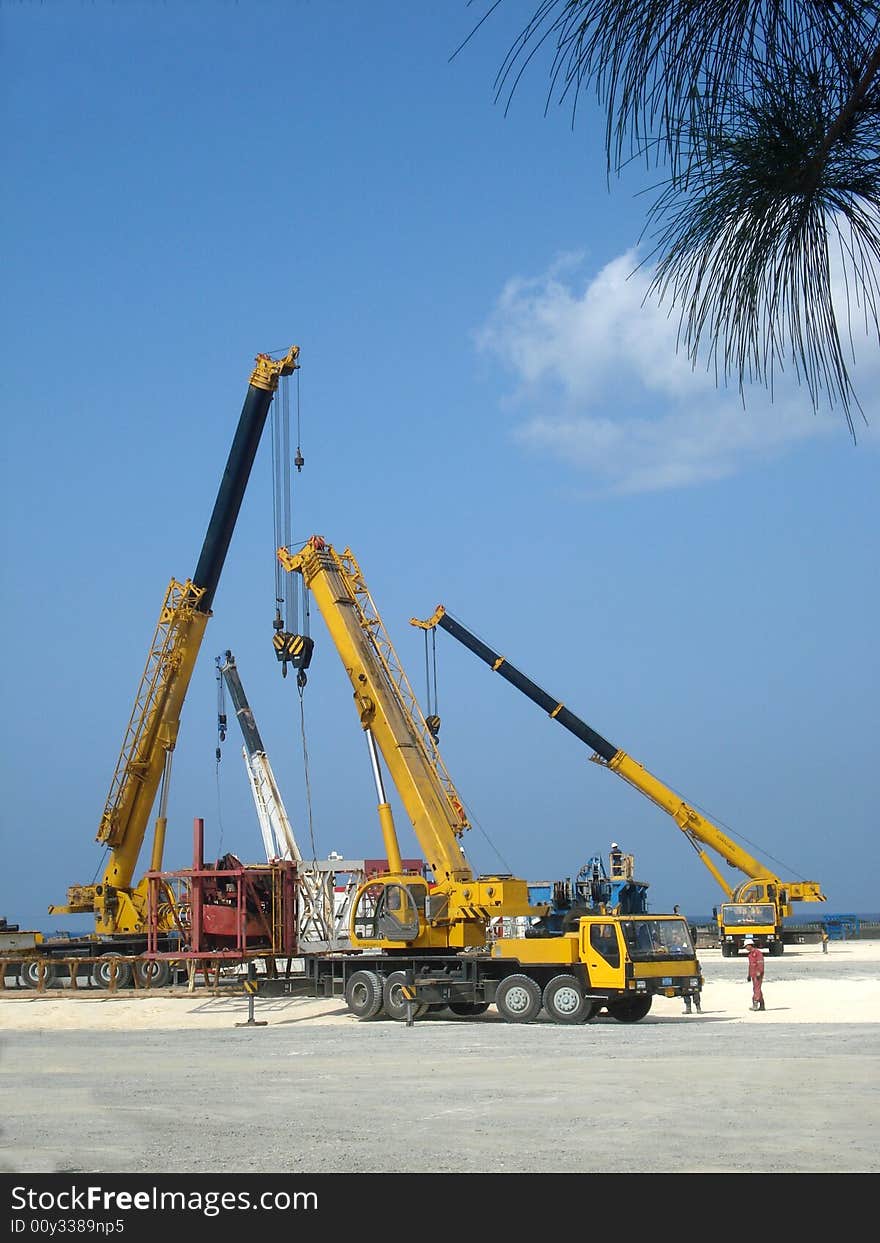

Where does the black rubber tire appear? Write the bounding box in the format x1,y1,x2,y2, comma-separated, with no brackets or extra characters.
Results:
344,969,384,1020
90,954,133,989
133,958,172,989
542,974,589,1024
18,959,59,989
608,994,653,1023
721,943,735,958
494,974,543,1023
769,942,785,957
447,1002,490,1017
382,970,428,1021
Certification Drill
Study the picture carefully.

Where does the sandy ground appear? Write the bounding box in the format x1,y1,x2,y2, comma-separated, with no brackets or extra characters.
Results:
2,940,878,1030
1,941,878,1179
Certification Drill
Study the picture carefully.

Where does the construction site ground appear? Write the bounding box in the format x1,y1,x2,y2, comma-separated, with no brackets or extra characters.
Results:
2,941,877,1175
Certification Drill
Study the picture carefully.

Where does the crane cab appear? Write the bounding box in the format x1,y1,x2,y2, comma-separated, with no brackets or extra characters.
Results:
350,874,430,947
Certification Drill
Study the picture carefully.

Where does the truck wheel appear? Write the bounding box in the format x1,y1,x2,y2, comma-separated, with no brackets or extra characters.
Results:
133,958,171,989
769,942,784,957
344,969,384,1020
542,974,589,1024
90,954,133,990
447,1002,490,1017
495,974,542,1023
382,970,428,1021
608,995,652,1023
721,943,735,958
18,959,58,989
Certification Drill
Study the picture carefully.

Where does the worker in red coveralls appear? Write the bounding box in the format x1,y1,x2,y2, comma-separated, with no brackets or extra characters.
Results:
745,937,765,1011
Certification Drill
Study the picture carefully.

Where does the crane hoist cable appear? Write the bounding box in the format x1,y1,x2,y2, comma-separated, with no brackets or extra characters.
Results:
214,659,232,857
267,368,317,856
271,371,293,631
293,363,305,474
271,368,313,680
420,624,441,742
214,759,227,858
296,676,319,864
417,609,518,877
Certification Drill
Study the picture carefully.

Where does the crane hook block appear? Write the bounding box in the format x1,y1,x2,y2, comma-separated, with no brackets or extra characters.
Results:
272,631,314,670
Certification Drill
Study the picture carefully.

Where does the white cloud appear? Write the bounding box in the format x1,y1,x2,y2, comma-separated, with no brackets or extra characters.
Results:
476,250,878,495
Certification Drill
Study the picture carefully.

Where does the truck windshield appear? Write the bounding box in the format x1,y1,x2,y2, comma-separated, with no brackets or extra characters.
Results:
621,919,695,961
721,903,775,927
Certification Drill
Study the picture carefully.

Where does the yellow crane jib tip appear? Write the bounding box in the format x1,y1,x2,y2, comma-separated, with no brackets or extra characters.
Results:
249,345,300,392
277,536,327,574
410,605,446,630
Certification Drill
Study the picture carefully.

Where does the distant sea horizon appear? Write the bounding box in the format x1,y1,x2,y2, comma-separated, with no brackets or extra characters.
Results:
688,911,879,926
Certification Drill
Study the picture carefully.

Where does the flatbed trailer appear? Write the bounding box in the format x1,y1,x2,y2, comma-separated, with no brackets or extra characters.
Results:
1,932,184,990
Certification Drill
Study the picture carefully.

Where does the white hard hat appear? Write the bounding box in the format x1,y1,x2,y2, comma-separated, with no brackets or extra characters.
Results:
611,842,619,850
744,937,754,944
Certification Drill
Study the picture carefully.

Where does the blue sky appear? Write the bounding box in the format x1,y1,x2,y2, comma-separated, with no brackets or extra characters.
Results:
2,1,878,935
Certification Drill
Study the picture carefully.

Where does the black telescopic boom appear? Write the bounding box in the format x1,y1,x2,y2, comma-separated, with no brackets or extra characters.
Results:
192,380,278,613
436,612,619,764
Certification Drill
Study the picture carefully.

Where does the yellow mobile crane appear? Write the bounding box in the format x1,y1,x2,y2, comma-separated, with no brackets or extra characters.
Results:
277,537,536,953
31,347,301,987
276,537,702,1023
412,606,826,958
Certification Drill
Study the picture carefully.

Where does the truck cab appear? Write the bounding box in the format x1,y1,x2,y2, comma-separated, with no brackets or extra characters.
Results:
488,913,703,1022
717,901,780,956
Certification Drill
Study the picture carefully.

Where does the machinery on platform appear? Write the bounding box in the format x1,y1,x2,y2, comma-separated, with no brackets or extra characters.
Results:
527,846,650,937
411,605,826,958
272,537,702,1023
